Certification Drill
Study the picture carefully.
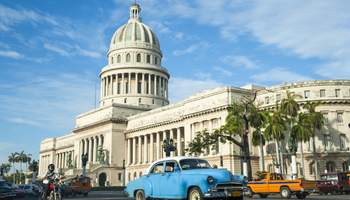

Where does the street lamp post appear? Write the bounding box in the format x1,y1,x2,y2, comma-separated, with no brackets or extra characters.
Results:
163,138,176,157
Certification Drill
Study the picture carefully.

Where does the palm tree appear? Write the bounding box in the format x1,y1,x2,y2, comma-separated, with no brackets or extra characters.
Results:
0,163,11,176
8,152,18,183
251,111,268,172
263,110,286,174
281,91,301,177
291,112,313,178
303,102,324,179
17,151,26,184
28,160,39,182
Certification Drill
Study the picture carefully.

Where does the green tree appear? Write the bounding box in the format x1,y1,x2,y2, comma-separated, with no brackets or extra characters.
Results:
263,109,286,174
303,102,324,179
281,91,301,177
0,163,11,175
28,160,39,183
8,152,18,183
17,151,26,184
186,96,261,180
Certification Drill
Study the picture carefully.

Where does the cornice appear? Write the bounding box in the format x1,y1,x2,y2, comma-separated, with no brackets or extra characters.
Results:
73,117,127,133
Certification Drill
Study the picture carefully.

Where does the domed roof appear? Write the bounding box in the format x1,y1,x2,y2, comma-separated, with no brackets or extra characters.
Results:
109,3,160,53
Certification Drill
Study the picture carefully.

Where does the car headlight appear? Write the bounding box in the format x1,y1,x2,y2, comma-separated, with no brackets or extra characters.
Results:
207,176,214,184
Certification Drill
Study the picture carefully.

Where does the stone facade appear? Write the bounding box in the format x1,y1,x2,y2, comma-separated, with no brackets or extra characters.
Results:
39,4,350,186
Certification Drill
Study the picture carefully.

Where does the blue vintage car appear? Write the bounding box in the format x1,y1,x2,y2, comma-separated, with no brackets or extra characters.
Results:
125,157,243,200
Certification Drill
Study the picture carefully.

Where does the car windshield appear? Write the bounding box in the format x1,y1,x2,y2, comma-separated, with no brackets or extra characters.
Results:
24,186,30,189
180,159,211,170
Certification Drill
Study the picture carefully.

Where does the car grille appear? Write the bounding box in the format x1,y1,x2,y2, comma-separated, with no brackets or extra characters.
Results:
216,182,242,190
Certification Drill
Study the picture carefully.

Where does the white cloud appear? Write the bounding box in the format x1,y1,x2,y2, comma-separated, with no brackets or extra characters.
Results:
0,142,14,151
43,43,69,56
173,41,209,56
213,66,233,77
0,50,23,59
169,76,223,102
251,67,311,85
221,55,258,69
0,72,98,130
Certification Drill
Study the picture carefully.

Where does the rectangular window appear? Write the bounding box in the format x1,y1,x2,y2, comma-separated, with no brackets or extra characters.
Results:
335,89,340,97
340,134,347,150
323,134,331,151
265,96,270,104
276,94,281,103
118,173,122,181
137,81,142,94
320,89,326,97
304,90,310,99
337,112,343,123
322,113,328,124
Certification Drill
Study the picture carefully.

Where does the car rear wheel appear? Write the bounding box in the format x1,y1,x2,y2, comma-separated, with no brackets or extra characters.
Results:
280,187,291,199
296,192,307,199
188,187,203,200
135,190,145,200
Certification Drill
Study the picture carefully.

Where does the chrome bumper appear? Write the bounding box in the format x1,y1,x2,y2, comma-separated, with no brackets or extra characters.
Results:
204,182,243,199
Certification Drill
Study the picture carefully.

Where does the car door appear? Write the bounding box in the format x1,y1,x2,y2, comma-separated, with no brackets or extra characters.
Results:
159,161,181,198
146,161,164,198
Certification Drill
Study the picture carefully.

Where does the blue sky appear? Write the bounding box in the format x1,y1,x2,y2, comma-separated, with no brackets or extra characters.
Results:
0,0,349,164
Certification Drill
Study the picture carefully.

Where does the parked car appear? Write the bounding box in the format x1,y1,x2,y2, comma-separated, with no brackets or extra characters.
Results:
317,172,350,194
0,181,16,200
18,184,40,196
247,172,316,199
69,176,91,197
125,156,243,200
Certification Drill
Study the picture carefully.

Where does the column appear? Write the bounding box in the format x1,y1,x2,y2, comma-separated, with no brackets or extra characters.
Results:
141,73,145,94
177,127,181,156
127,138,131,165
161,77,163,97
170,129,174,157
157,76,160,96
84,139,88,161
154,75,157,95
135,73,138,94
156,132,160,159
138,136,142,164
121,73,125,94
150,133,154,162
128,73,131,94
132,137,136,164
90,138,94,163
144,135,148,163
148,74,151,94
111,75,114,95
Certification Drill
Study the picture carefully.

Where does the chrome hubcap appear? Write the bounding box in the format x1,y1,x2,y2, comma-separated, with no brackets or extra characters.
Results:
282,190,288,197
190,190,200,200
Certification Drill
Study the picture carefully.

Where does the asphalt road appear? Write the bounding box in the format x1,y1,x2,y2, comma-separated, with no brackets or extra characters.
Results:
21,191,350,200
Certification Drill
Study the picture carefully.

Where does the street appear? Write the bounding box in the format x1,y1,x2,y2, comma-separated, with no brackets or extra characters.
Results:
22,192,350,200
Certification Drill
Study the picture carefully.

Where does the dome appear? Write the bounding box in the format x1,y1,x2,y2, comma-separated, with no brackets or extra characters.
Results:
109,3,160,54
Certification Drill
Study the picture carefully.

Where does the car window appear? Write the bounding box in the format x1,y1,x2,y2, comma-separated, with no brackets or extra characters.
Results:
24,186,30,189
165,161,178,173
180,159,211,170
150,162,164,174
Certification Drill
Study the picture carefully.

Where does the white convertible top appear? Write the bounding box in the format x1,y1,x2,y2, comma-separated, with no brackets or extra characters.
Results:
145,156,207,174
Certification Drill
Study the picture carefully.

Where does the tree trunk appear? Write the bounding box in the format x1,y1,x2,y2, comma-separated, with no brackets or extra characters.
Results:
312,136,318,180
12,162,15,184
275,141,281,173
259,135,265,172
291,154,297,179
279,141,284,174
300,142,305,178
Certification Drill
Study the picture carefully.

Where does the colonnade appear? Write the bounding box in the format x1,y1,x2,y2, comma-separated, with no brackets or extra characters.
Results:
127,127,184,165
78,134,104,168
101,73,168,98
56,150,74,169
39,154,51,175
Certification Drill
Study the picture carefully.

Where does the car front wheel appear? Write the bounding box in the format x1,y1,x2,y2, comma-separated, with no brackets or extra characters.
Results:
280,187,291,199
135,190,145,200
188,187,203,200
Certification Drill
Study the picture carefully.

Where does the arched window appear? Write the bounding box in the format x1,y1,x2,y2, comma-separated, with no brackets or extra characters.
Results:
139,172,142,177
128,173,131,181
117,55,121,63
124,98,127,103
133,172,137,180
326,161,336,173
152,99,154,104
138,98,141,103
126,53,131,62
146,54,151,63
136,53,141,62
